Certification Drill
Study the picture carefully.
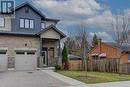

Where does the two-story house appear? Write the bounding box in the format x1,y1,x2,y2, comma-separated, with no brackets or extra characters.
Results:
0,2,66,71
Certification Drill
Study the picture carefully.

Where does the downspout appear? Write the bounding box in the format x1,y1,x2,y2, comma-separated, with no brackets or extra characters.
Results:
98,38,102,71
98,38,102,59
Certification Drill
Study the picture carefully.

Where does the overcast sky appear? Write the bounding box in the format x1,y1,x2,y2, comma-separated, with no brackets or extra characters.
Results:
16,0,130,42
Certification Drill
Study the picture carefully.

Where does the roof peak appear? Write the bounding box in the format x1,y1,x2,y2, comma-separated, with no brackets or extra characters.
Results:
37,25,66,38
15,2,59,22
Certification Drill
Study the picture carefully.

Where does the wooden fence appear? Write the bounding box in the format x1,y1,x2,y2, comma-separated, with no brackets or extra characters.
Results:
69,60,83,70
68,58,130,74
87,58,120,73
119,63,130,74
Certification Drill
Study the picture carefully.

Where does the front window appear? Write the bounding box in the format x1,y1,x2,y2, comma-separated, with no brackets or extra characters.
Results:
128,54,130,62
20,19,34,29
49,48,54,58
92,55,98,60
41,23,45,29
0,17,5,27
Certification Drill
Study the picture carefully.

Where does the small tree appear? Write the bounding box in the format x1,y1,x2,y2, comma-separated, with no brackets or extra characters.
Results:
92,33,98,48
62,43,69,70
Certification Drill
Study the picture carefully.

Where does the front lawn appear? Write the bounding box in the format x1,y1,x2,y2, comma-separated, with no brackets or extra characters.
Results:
57,71,130,84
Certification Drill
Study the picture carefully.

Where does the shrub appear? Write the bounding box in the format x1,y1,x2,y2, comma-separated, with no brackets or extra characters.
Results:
55,65,61,71
62,43,69,70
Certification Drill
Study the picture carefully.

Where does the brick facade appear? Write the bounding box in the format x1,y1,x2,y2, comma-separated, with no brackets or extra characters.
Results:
0,35,39,68
88,43,130,64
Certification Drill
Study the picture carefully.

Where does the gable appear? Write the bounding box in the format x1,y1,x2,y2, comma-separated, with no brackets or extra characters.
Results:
15,5,42,18
15,2,45,18
40,28,61,39
88,43,120,58
88,43,118,55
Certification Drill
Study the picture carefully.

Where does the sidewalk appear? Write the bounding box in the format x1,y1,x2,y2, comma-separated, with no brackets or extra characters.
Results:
42,70,89,87
89,81,130,87
42,70,130,87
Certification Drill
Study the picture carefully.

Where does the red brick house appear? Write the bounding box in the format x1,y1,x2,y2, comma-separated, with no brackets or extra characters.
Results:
87,42,130,64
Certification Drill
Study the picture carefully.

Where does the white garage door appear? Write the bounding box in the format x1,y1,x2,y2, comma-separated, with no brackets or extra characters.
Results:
15,51,37,71
0,51,8,71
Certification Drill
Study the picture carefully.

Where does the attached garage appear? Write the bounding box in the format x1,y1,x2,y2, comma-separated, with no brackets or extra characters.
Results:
15,48,37,71
0,48,8,71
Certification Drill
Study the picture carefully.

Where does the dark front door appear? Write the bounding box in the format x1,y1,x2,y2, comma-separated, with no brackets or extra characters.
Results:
42,51,47,65
42,47,48,65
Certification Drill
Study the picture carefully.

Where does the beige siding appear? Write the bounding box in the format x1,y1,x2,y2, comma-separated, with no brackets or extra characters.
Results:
40,29,60,39
0,16,11,31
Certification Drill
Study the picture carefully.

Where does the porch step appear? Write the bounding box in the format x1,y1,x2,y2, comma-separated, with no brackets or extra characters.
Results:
8,68,15,71
43,67,55,70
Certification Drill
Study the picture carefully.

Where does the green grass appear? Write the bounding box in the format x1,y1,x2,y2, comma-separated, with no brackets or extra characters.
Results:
57,71,130,84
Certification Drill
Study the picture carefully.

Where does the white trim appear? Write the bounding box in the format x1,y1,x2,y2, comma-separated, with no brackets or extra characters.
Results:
0,47,8,52
14,48,37,52
99,53,106,57
91,53,99,56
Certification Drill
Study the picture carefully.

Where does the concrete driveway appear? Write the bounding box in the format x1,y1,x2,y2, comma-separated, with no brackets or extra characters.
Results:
0,70,69,87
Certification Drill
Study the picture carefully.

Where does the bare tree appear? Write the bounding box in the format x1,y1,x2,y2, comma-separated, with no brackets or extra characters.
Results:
112,12,130,74
74,25,89,75
64,31,80,55
64,24,89,76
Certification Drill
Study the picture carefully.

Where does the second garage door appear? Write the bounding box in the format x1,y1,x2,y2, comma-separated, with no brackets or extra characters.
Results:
0,49,8,71
15,50,37,71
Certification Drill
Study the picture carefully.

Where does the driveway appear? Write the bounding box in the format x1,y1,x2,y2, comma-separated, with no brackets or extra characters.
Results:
1,70,130,87
0,70,69,87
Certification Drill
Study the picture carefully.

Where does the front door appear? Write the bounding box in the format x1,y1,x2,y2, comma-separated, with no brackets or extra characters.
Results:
42,51,47,65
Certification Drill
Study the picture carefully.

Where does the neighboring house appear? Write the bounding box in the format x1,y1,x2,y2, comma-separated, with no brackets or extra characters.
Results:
0,2,66,71
87,41,130,64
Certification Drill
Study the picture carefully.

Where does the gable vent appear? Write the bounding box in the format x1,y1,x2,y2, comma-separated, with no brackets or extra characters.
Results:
25,7,29,13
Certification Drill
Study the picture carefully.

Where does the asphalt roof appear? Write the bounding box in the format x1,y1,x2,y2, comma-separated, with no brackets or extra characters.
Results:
15,2,59,23
0,25,66,38
104,42,130,52
0,2,65,38
68,54,82,60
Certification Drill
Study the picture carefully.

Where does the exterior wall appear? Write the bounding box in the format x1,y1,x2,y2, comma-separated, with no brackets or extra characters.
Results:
11,6,42,34
43,40,58,58
38,39,59,67
40,29,60,39
0,16,11,31
0,35,39,68
88,43,120,59
121,54,130,64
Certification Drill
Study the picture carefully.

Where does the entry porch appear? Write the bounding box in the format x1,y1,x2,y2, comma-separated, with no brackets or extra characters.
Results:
38,38,61,67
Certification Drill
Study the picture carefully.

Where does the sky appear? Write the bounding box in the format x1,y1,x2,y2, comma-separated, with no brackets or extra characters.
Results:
15,0,130,42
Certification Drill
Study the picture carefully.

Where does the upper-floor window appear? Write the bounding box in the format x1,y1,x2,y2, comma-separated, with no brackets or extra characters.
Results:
30,20,34,29
0,17,5,27
20,19,34,29
25,19,29,28
41,22,45,29
128,54,130,62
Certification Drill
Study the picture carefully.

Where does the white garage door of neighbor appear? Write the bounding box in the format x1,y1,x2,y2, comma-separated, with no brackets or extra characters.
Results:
0,52,8,71
15,51,37,71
